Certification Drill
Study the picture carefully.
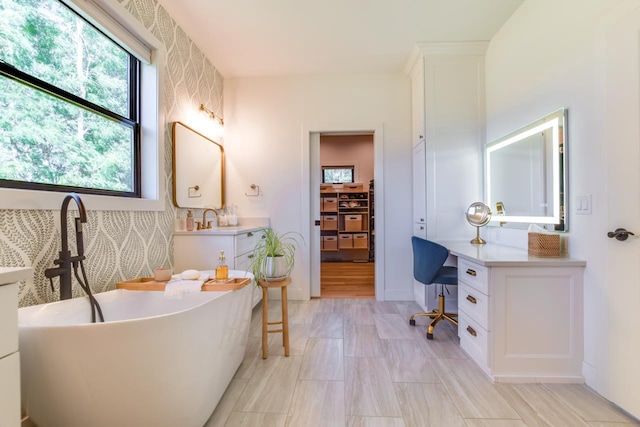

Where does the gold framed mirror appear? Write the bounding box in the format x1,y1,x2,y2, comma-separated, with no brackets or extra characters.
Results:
171,122,225,208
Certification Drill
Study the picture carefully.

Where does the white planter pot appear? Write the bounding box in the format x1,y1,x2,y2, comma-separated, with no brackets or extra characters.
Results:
263,256,289,281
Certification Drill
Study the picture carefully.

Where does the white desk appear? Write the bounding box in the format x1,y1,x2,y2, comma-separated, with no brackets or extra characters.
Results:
441,241,586,383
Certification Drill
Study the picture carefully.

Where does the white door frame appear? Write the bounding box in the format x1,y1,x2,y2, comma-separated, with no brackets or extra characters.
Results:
301,124,385,300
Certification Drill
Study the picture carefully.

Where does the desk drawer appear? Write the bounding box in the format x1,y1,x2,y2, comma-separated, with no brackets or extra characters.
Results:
458,312,488,368
458,258,489,295
458,282,489,330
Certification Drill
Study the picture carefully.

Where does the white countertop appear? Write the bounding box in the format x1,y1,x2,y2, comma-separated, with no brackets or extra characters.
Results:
174,224,267,236
438,240,586,268
0,267,34,286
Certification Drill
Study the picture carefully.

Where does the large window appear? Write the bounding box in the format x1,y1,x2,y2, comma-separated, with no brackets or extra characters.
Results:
323,166,354,184
0,0,141,197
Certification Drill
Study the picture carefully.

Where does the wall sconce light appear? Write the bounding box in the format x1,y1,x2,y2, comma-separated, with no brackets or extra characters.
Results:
199,104,224,126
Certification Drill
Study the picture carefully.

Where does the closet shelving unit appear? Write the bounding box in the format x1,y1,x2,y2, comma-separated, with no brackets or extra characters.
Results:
320,183,371,261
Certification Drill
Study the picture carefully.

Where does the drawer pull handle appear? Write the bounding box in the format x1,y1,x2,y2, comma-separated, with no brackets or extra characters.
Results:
466,295,477,304
247,232,254,237
247,254,254,259
466,269,477,277
466,326,477,337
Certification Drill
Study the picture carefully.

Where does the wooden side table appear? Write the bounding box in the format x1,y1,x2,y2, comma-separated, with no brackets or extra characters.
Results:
257,278,291,359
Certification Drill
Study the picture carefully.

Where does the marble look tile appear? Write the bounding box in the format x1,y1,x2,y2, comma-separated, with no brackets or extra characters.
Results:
381,339,439,383
299,338,344,381
288,300,319,324
464,420,527,427
434,359,520,419
234,336,263,379
286,380,346,427
344,324,385,358
268,323,310,357
493,383,556,427
394,382,466,426
369,301,400,314
345,356,402,417
309,312,344,338
317,298,347,313
234,355,302,413
373,313,418,339
587,423,640,426
393,301,424,320
543,384,638,423
224,412,287,427
346,416,406,427
343,298,372,305
508,384,591,426
414,322,468,360
204,379,249,427
344,303,376,325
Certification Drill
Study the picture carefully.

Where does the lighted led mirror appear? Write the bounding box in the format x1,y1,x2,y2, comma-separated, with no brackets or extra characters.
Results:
172,122,225,209
485,108,567,231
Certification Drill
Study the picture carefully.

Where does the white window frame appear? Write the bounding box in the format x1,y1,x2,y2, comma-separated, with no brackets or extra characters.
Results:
0,0,165,211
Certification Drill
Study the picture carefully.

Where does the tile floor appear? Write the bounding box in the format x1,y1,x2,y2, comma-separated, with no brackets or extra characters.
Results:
204,298,640,427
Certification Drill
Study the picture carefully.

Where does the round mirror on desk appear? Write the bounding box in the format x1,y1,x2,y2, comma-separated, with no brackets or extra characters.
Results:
466,202,492,245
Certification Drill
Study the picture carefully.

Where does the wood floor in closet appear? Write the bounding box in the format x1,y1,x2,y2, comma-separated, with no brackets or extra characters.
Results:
321,261,375,298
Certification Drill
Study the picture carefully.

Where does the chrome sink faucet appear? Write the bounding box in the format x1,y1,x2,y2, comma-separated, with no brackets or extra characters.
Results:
199,208,217,230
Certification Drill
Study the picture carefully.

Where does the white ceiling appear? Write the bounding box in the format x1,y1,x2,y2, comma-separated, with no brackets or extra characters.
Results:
156,0,524,78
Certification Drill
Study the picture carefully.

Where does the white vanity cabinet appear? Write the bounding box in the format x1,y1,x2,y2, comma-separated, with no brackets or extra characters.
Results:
447,242,586,383
0,267,33,427
174,226,267,308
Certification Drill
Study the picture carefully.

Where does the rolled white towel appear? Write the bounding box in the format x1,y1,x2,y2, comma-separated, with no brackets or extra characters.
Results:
164,280,203,298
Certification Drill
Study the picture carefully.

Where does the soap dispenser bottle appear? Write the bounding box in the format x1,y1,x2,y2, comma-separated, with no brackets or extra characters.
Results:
215,250,228,282
186,210,195,231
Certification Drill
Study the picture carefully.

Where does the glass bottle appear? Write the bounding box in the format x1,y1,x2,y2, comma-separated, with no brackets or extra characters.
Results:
186,209,194,231
215,250,228,282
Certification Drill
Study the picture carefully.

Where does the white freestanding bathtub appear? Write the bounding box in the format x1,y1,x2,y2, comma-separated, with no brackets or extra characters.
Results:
18,271,254,427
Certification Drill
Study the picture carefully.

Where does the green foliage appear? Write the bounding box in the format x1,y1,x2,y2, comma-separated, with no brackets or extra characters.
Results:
0,0,134,192
248,229,304,281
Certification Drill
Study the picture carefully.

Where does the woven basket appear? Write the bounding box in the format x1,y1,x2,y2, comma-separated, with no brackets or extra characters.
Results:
528,232,560,257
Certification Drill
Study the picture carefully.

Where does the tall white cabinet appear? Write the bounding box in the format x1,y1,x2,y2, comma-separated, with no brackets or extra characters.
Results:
0,267,33,427
407,42,487,312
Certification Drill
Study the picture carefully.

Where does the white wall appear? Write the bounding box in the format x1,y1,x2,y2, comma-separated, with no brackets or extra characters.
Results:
485,0,638,401
224,73,413,300
321,134,374,185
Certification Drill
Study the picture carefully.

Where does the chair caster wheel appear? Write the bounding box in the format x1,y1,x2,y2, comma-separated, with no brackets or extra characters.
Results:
409,319,416,326
426,333,433,340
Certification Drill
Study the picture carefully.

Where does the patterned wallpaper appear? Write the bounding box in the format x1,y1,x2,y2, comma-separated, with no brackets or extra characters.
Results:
0,0,224,307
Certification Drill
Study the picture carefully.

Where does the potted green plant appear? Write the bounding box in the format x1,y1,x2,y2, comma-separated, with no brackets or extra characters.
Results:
249,228,303,282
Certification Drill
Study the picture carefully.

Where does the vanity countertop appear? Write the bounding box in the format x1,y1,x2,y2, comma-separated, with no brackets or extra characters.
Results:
0,267,33,286
438,240,586,268
174,224,267,236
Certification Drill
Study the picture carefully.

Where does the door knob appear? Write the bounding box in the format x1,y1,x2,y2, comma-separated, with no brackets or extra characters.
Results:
607,228,635,241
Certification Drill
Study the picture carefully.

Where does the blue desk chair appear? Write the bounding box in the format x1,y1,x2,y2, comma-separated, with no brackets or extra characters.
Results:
409,236,458,339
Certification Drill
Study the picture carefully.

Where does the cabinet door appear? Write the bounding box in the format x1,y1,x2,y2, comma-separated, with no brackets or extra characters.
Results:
174,235,234,272
411,58,426,147
0,352,20,427
413,141,427,225
0,283,17,358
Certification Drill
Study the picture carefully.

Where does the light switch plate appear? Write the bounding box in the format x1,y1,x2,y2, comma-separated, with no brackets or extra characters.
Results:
575,194,592,215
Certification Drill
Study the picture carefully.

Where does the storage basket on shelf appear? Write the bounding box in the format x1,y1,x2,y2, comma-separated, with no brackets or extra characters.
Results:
528,232,560,257
344,214,363,231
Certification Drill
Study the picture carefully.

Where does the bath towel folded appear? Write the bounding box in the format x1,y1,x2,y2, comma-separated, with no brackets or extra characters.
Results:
164,273,209,298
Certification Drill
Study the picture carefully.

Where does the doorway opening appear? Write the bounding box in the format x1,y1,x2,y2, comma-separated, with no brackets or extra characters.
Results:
318,133,375,298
